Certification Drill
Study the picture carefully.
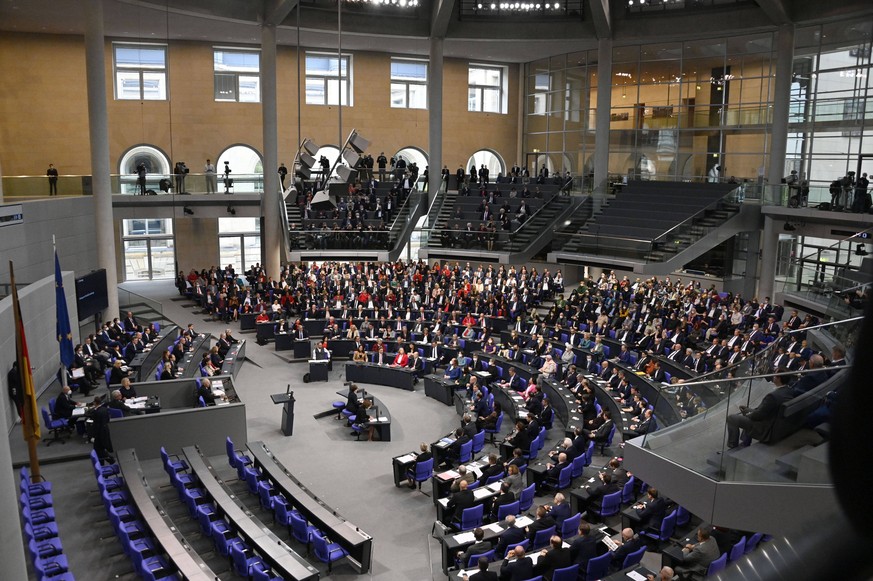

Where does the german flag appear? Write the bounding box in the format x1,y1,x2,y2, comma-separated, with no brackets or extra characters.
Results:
10,261,40,441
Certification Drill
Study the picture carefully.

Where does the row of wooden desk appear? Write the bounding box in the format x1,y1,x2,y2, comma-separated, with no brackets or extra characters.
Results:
116,448,219,580
182,445,320,581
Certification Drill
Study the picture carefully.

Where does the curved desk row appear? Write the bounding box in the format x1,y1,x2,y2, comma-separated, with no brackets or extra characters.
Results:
129,326,179,382
247,441,374,574
475,352,539,384
219,340,246,378
344,361,416,391
609,360,682,426
116,448,218,580
181,445,319,581
174,332,211,380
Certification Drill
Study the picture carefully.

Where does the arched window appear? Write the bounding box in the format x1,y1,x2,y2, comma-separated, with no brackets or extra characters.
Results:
118,145,171,194
467,149,506,180
394,147,428,177
217,144,264,193
312,145,341,179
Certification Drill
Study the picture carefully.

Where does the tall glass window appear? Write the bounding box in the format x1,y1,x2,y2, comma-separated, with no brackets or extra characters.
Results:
788,21,873,189
114,43,168,100
214,49,260,102
121,219,174,280
468,65,507,113
219,218,261,274
390,59,428,109
305,53,352,106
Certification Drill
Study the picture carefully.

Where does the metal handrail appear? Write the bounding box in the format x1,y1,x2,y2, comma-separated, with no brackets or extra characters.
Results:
650,185,742,245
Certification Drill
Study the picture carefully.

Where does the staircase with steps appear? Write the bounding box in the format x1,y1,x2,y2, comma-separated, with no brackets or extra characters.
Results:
504,195,574,258
640,199,742,263
424,189,453,229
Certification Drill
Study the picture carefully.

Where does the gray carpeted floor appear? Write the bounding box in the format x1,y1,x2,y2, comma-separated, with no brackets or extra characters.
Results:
15,279,664,580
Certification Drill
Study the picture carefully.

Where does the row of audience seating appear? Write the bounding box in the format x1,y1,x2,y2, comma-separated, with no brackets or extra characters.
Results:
20,467,75,580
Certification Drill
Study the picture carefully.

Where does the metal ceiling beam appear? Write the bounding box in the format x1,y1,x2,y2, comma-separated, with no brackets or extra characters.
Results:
755,0,792,25
263,0,299,26
588,0,611,39
431,0,456,38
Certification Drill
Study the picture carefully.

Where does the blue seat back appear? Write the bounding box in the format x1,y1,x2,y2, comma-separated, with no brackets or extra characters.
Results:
621,476,636,504
471,431,486,454
676,505,690,527
414,458,434,482
571,454,585,478
598,491,621,516
744,532,763,555
552,564,579,581
497,500,519,521
729,536,747,562
466,548,496,568
504,539,529,558
486,412,504,434
707,553,728,575
622,545,647,569
557,466,572,489
560,512,581,539
586,551,611,579
532,525,556,550
518,483,536,512
459,504,484,530
458,439,473,463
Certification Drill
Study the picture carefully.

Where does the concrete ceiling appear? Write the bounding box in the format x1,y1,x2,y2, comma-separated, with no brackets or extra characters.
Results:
0,0,870,63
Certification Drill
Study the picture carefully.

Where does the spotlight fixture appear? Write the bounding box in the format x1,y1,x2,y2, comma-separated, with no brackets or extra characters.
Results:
183,206,194,215
226,205,236,215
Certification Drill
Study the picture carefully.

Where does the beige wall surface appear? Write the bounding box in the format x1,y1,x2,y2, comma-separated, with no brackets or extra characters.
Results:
0,33,520,178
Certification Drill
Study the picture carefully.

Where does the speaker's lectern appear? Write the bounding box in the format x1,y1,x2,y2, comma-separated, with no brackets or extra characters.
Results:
270,388,295,437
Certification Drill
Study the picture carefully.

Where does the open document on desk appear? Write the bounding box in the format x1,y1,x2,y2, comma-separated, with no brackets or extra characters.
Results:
396,453,417,464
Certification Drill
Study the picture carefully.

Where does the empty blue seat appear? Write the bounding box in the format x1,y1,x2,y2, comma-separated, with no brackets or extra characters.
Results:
312,530,349,573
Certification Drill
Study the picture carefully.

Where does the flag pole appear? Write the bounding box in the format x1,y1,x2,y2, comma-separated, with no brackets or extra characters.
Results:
10,261,41,483
54,236,68,390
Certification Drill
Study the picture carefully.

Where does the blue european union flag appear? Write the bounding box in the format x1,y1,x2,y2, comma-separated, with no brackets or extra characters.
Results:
55,251,75,368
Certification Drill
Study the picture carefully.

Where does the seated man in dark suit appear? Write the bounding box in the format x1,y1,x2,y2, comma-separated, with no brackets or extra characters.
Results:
610,527,645,572
583,472,620,514
478,454,505,487
108,389,134,417
446,479,476,523
533,535,573,580
53,385,79,421
489,482,516,522
526,504,556,543
541,452,571,492
494,515,527,557
407,442,433,488
456,527,493,570
726,371,795,448
499,545,534,581
461,556,498,581
583,410,614,444
545,493,571,528
633,487,667,531
790,354,829,396
504,420,532,456
569,522,602,570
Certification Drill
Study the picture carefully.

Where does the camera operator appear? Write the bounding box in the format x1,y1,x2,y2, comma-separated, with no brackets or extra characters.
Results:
174,162,189,194
136,162,147,195
223,161,233,194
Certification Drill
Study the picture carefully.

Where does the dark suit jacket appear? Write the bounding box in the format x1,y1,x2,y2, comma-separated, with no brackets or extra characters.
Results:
569,534,601,566
744,386,796,440
53,393,76,420
479,464,505,486
469,570,499,581
500,555,534,581
636,497,667,529
447,489,476,516
548,502,571,527
533,546,573,579
527,515,556,542
495,525,527,558
611,535,645,568
460,540,493,568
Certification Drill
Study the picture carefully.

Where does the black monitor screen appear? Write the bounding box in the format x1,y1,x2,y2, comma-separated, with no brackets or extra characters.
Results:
75,269,109,320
